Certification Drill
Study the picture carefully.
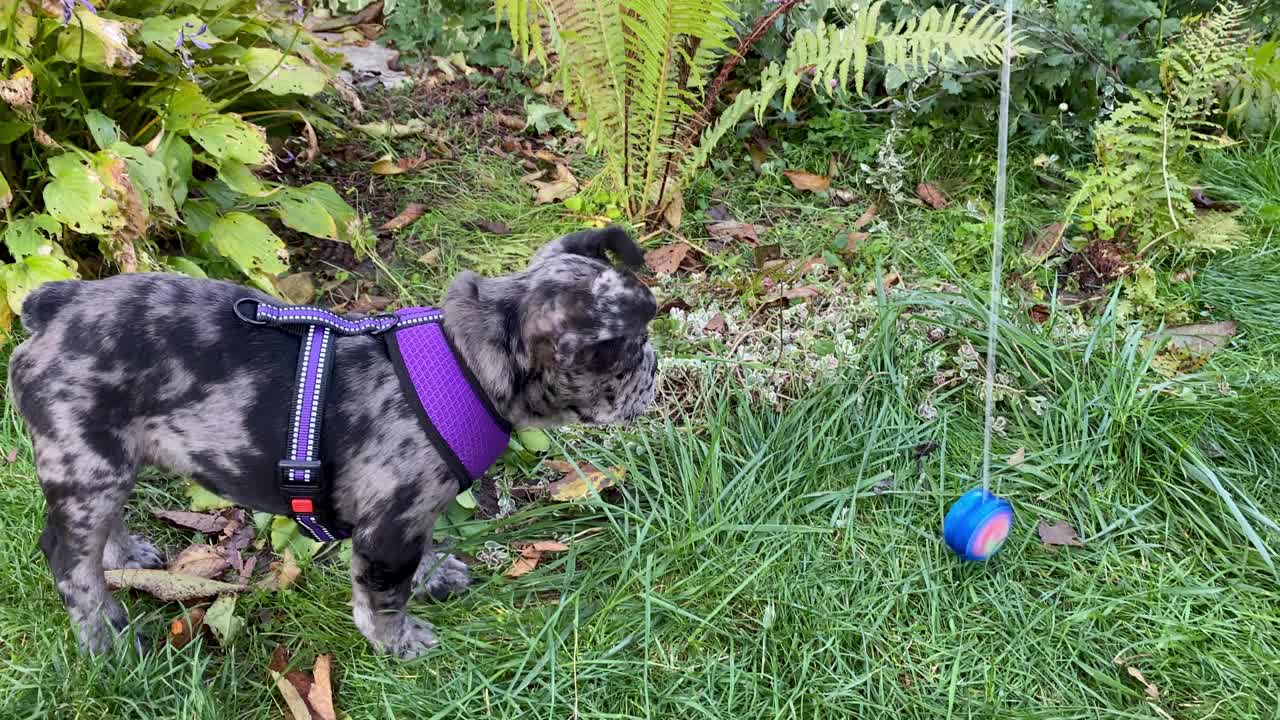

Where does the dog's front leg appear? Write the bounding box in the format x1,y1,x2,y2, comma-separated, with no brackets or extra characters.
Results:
350,521,436,659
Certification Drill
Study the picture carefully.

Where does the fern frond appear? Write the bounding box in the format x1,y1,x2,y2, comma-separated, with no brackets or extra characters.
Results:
752,3,1025,120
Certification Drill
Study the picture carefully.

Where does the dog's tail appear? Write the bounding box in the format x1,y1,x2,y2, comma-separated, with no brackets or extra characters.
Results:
19,279,80,335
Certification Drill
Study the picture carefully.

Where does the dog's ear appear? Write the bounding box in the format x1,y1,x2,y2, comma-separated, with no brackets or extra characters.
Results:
530,226,645,268
522,269,656,370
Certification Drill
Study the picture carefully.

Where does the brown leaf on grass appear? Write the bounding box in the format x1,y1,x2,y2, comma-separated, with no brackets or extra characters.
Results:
1171,269,1197,283
3,448,17,464
275,272,316,305
370,157,406,175
269,645,322,720
546,461,624,501
105,569,245,601
298,119,319,166
915,183,948,210
346,295,393,314
752,243,782,269
463,219,511,235
169,544,231,580
1024,222,1067,264
832,188,856,206
1037,519,1084,547
853,204,879,230
1123,665,1160,700
379,203,426,232
166,607,206,650
520,164,579,204
493,112,526,131
307,654,338,720
763,286,821,309
706,221,769,243
506,540,570,578
704,314,726,333
783,170,831,193
257,549,302,592
1029,304,1050,324
644,242,693,275
273,670,314,720
1006,447,1026,466
1159,321,1237,356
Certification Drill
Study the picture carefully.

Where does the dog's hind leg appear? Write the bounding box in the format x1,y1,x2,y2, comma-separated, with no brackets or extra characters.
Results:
34,435,143,654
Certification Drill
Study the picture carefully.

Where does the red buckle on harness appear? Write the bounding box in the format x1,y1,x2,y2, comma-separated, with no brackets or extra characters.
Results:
291,498,315,514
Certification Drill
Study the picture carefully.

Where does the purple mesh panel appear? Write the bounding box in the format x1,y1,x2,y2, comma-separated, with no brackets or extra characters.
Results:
391,309,509,479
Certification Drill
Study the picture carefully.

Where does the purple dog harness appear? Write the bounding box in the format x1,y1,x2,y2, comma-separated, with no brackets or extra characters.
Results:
234,299,512,542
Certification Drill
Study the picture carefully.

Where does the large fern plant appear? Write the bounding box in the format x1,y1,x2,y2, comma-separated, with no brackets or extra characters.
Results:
1066,2,1256,259
497,0,1024,222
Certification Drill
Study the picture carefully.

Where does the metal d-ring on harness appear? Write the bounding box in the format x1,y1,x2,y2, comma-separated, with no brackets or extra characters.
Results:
233,298,513,542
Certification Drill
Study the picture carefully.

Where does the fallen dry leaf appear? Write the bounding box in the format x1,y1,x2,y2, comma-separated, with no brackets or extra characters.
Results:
506,540,570,578
370,157,406,175
1024,222,1066,264
753,243,782,268
1124,665,1160,700
105,569,245,601
706,220,768,243
853,204,879,230
379,202,427,232
275,273,316,306
521,164,578,205
547,462,624,501
269,645,326,720
783,170,832,193
1029,304,1050,324
463,219,511,235
1006,447,1026,466
915,183,948,210
345,295,393,314
3,448,17,464
308,654,338,720
354,119,435,139
645,242,693,275
763,286,821,309
166,607,206,649
1158,321,1237,356
257,549,302,592
832,188,857,206
273,670,314,720
704,314,726,333
1037,519,1084,547
168,544,231,580
493,112,526,131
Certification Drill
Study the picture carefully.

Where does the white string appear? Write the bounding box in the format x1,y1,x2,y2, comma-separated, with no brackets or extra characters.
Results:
981,0,1016,495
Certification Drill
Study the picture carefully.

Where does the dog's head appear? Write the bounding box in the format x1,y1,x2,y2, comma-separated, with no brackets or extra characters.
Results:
443,226,658,428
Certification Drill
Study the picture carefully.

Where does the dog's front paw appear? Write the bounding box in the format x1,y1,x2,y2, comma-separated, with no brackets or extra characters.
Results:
385,617,438,660
413,553,471,601
122,535,164,569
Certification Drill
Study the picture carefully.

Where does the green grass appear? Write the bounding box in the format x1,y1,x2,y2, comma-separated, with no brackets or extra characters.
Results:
2,105,1280,719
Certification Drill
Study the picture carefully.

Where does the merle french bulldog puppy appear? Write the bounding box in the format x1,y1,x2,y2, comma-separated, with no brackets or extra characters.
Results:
8,226,658,659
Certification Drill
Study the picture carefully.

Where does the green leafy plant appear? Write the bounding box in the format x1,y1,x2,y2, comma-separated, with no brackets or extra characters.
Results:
1226,38,1280,137
384,0,513,66
1065,1,1255,260
497,0,1025,223
0,0,369,336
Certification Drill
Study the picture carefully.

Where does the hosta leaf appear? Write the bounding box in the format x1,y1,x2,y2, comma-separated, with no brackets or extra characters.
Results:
154,134,195,207
238,48,327,96
138,15,221,52
162,82,218,132
85,110,120,150
189,113,270,166
274,183,359,242
42,153,120,235
201,212,288,291
181,199,219,236
110,142,178,220
56,12,142,71
217,159,275,198
2,214,62,260
161,256,208,278
3,255,77,315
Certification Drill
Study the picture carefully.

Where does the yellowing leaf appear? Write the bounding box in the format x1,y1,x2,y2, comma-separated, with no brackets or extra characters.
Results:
204,595,244,645
370,157,407,175
270,518,322,563
104,569,246,601
783,170,832,192
201,213,288,292
2,255,77,315
186,482,234,511
354,119,433,138
275,184,361,242
189,113,271,166
547,462,624,501
42,153,119,235
56,13,141,71
238,48,328,96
